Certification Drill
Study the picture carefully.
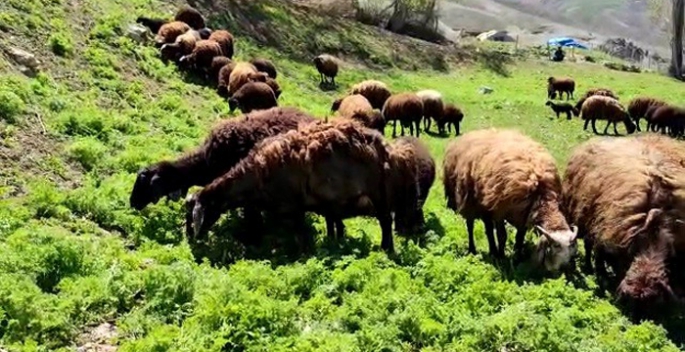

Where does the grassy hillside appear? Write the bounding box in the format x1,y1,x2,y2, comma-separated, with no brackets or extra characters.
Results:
1,0,685,351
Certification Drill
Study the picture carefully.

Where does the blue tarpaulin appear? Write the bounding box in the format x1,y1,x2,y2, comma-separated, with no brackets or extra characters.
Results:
547,37,589,50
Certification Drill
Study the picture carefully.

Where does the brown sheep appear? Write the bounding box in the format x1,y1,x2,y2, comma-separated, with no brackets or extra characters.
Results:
580,95,636,135
313,54,339,86
216,61,238,97
545,101,577,120
382,93,424,138
438,103,464,136
443,128,578,271
136,16,167,35
265,78,282,99
178,39,223,72
561,134,685,315
174,5,206,30
208,30,234,59
332,94,386,134
547,76,575,100
649,104,685,138
159,29,201,62
226,62,268,97
153,21,191,47
185,119,395,253
627,96,666,132
209,56,232,84
350,80,392,110
416,89,444,132
574,88,619,113
228,82,278,114
250,58,278,79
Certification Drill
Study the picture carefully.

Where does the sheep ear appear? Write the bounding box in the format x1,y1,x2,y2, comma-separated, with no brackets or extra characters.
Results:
570,225,578,241
192,202,204,238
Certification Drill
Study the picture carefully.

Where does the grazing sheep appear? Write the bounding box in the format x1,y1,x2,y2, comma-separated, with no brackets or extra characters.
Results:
332,94,386,133
216,61,237,97
416,89,444,132
136,16,167,35
649,104,685,137
443,128,578,271
561,134,685,314
313,54,339,86
437,103,464,136
153,21,191,47
627,96,667,132
265,78,282,99
228,62,267,97
382,93,424,138
574,88,619,114
160,29,201,62
250,58,278,79
185,119,395,253
174,5,206,30
208,30,234,58
580,95,636,135
546,100,577,120
209,56,232,84
547,77,575,100
178,39,223,72
388,136,435,234
228,82,278,114
350,80,392,110
129,107,317,211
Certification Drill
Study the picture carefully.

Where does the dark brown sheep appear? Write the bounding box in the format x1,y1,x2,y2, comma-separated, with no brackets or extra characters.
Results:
129,107,316,211
649,104,685,137
443,128,578,271
546,100,577,120
159,29,201,62
547,77,575,100
438,103,464,136
574,88,619,113
153,21,191,47
136,16,167,35
561,134,685,315
174,5,205,30
228,82,278,114
208,30,234,58
313,54,338,86
416,89,444,132
178,39,223,72
350,80,392,110
382,93,424,138
265,78,282,99
216,61,237,97
185,119,395,253
627,96,666,132
209,56,232,84
580,95,636,135
250,58,278,79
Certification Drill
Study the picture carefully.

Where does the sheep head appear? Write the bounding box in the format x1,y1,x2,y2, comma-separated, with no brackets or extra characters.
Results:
533,225,579,272
228,97,240,113
617,253,675,317
130,163,188,210
547,76,555,83
198,28,212,39
545,101,553,106
331,98,343,112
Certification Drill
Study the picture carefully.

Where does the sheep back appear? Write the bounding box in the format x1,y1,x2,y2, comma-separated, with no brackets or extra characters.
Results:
250,58,278,79
174,5,205,30
313,54,339,78
210,56,233,83
350,80,392,110
580,95,629,123
416,89,444,120
154,21,191,46
208,30,235,58
228,82,278,114
228,62,259,96
382,93,423,127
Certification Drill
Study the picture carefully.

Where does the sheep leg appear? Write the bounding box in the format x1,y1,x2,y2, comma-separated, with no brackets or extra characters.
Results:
583,118,590,131
613,121,619,135
565,111,571,120
326,217,337,240
483,216,499,257
455,123,461,136
495,220,507,257
583,235,594,273
335,219,345,240
602,121,611,135
594,248,609,295
415,120,421,138
555,111,560,119
514,227,527,262
466,217,476,254
378,212,394,253
634,118,642,132
592,119,599,134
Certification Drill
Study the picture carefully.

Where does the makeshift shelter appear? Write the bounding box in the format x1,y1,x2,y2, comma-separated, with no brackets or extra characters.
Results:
546,37,589,61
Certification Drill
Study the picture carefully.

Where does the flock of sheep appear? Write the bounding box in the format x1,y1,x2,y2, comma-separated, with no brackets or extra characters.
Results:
128,5,685,317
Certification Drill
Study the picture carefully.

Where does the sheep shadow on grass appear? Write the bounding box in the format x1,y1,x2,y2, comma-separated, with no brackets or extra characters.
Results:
318,80,338,92
424,129,451,139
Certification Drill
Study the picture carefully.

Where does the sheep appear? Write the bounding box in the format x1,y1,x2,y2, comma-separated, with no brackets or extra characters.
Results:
388,136,435,235
250,58,278,79
416,89,444,132
209,56,232,84
313,54,338,86
265,78,282,99
153,21,191,47
350,80,392,110
382,93,424,138
574,88,619,114
159,29,202,62
174,5,206,30
561,134,685,314
443,128,578,271
546,100,577,120
228,63,268,97
437,103,464,136
627,96,666,132
216,62,237,97
547,76,575,100
208,30,234,58
178,39,223,72
228,82,278,114
185,119,395,253
331,94,386,133
580,95,636,135
649,104,685,138
129,106,317,212
136,16,167,35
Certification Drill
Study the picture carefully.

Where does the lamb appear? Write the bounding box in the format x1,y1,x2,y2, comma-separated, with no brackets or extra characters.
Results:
331,94,386,133
178,39,223,72
574,88,619,114
547,77,575,100
350,80,392,110
416,90,444,132
209,56,232,84
185,119,395,253
228,82,278,114
136,16,168,35
437,103,464,136
208,30,234,58
159,29,202,62
443,128,578,271
313,54,339,86
580,95,636,135
265,78,282,99
545,100,577,120
382,93,424,138
627,96,666,132
228,62,267,97
129,107,316,211
174,5,206,30
648,104,685,137
153,21,191,47
561,134,685,314
250,58,278,79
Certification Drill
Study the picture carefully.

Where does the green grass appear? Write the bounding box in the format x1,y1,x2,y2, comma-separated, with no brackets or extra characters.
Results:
1,0,685,350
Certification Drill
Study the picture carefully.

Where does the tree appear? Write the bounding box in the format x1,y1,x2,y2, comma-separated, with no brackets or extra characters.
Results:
671,0,684,79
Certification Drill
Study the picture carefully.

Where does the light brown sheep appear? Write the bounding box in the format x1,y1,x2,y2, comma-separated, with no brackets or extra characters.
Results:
382,93,423,138
416,89,444,132
153,21,191,47
350,80,392,110
228,82,278,114
443,128,578,271
627,96,666,132
547,76,575,100
574,88,619,113
208,30,234,58
228,62,267,97
580,95,636,135
159,29,201,62
250,58,278,79
332,94,386,133
178,39,223,72
313,54,338,86
217,61,238,97
174,5,205,30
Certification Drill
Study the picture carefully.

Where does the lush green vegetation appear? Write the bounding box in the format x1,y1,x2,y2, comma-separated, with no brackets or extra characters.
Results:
1,0,685,350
